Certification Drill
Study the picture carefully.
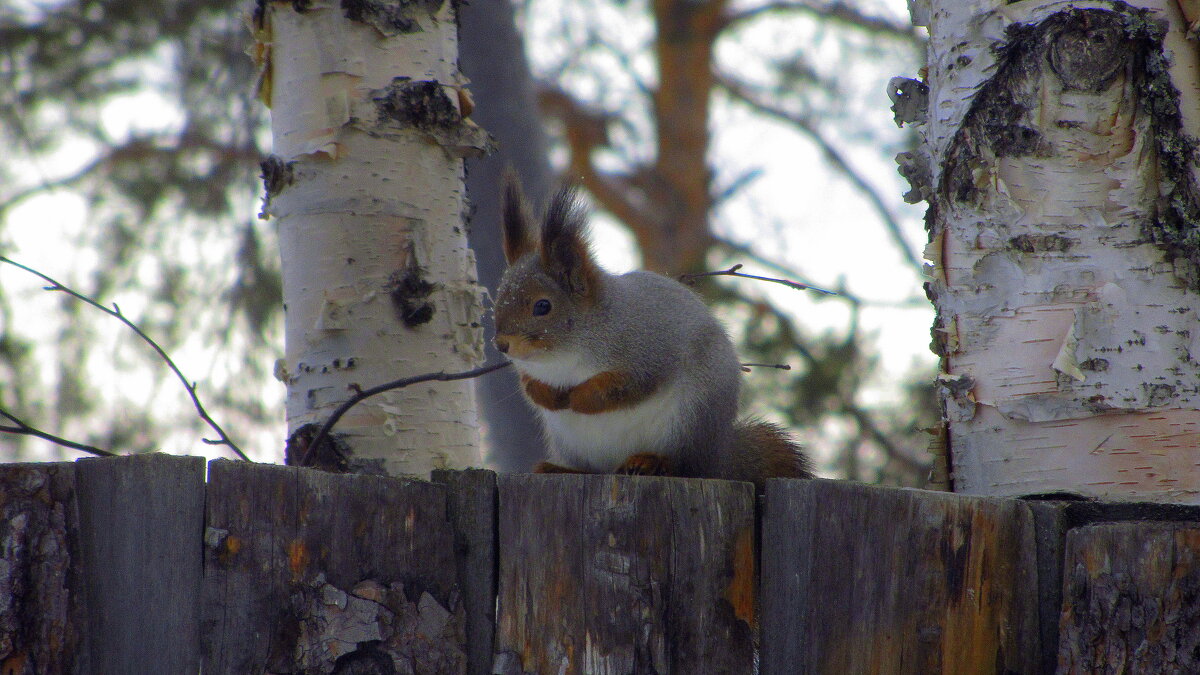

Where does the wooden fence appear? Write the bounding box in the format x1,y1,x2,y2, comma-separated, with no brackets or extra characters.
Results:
3,453,1200,674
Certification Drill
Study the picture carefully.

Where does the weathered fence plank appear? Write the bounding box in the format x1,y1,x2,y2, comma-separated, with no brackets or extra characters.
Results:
1057,522,1200,674
22,452,1200,675
75,453,206,675
202,459,465,674
0,462,86,675
432,469,497,675
493,474,756,675
761,479,1041,675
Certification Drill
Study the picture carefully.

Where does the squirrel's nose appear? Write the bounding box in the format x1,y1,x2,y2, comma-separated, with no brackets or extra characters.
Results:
495,337,510,353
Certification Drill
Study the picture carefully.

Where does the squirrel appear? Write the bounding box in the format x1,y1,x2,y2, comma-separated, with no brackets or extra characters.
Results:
492,174,813,491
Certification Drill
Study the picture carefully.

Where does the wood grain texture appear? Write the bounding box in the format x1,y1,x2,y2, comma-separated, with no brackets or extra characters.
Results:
202,459,465,674
494,474,756,674
761,479,1040,675
0,462,87,675
75,453,205,675
1057,521,1200,674
432,469,497,675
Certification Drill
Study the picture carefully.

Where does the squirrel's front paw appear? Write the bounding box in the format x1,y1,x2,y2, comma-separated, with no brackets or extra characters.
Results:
533,461,587,474
616,452,672,476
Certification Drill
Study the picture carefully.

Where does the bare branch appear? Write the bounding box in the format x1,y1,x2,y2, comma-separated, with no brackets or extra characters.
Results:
0,134,260,218
713,236,930,309
301,360,514,467
721,1,922,43
716,75,926,278
841,402,928,475
0,256,251,461
742,294,924,472
680,263,837,295
712,168,765,208
536,85,664,243
0,407,116,457
741,362,792,373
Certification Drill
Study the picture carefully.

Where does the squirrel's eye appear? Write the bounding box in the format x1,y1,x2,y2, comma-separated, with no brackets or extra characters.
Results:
532,299,552,316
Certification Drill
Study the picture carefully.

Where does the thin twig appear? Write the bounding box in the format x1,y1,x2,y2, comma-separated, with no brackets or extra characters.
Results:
741,362,792,371
0,407,116,457
714,237,931,309
302,360,513,467
720,1,923,43
680,264,837,295
842,403,927,475
0,256,250,461
716,75,926,278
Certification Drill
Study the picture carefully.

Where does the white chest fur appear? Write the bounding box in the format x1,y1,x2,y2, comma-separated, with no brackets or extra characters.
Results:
512,354,687,472
537,380,686,472
514,350,599,388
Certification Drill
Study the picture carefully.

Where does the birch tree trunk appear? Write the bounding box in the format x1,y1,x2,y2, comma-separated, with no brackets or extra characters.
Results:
903,0,1200,502
254,0,492,476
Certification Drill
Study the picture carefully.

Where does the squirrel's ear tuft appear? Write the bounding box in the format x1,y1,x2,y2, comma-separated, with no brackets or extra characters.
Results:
501,169,536,264
540,183,599,298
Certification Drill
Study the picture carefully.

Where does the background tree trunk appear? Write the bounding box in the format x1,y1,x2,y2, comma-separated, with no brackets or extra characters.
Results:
261,0,492,476
460,0,552,472
910,0,1200,501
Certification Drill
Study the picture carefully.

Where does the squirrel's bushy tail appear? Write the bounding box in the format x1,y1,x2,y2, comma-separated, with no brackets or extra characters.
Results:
731,418,814,490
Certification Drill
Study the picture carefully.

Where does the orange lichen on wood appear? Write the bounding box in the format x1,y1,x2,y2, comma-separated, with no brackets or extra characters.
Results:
940,509,1005,672
287,539,309,580
217,534,243,566
2,651,28,675
725,527,756,627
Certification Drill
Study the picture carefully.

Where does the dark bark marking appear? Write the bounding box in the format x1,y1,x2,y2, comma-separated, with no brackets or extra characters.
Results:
259,155,296,218
342,0,443,35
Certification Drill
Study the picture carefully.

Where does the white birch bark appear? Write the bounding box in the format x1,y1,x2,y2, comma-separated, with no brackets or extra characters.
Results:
254,0,492,476
902,0,1200,501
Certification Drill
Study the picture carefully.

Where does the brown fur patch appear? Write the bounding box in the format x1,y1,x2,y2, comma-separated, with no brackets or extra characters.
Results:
495,334,544,359
735,419,813,486
521,374,570,410
567,370,657,414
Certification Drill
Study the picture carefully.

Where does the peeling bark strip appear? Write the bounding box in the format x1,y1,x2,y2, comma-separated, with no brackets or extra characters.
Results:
494,475,755,674
258,0,492,476
202,459,466,674
1057,521,1200,673
761,480,1040,674
911,1,1200,501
